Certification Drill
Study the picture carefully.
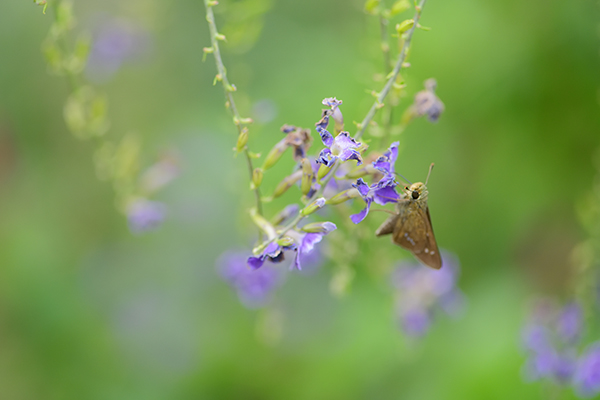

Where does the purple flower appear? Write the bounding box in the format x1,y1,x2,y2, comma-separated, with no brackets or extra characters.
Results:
322,97,344,131
85,16,151,83
316,131,363,167
373,141,399,183
574,343,600,397
392,251,464,337
247,241,296,270
219,252,284,309
247,222,336,271
126,199,167,234
350,142,402,224
315,99,362,167
293,222,336,270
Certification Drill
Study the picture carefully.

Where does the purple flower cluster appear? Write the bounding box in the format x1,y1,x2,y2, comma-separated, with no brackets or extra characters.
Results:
351,141,401,224
392,251,464,337
521,299,600,397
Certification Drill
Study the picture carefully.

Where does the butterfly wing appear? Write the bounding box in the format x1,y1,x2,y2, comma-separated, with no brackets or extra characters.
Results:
375,214,398,236
392,204,442,269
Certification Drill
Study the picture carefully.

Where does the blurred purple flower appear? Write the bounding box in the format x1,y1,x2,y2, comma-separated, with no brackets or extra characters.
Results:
520,299,583,386
219,252,284,309
401,308,430,337
574,343,600,398
392,251,464,337
522,323,552,354
127,199,167,234
85,17,151,83
557,302,583,344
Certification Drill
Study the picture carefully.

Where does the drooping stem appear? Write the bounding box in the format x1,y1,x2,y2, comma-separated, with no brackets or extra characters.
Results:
204,0,263,216
355,0,427,140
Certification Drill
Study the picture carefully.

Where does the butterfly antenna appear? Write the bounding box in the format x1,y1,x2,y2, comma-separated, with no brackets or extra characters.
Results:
425,163,434,185
393,171,412,185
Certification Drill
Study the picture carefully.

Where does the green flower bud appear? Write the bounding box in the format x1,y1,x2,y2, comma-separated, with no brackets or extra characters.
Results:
236,128,249,152
326,188,360,205
277,236,295,248
301,197,326,216
301,222,337,234
364,0,381,14
317,162,333,181
345,165,370,179
272,170,302,199
251,167,264,189
396,19,415,34
249,208,276,239
390,0,411,16
262,140,287,170
300,158,314,195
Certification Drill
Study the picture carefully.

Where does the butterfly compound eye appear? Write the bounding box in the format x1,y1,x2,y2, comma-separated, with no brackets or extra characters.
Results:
412,190,419,199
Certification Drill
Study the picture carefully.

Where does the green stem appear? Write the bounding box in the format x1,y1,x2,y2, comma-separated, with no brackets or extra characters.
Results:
355,0,427,140
204,0,263,216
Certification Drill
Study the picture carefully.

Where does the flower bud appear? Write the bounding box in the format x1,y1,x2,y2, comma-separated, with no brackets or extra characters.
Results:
300,158,314,195
272,170,302,199
396,19,415,34
262,140,287,170
317,162,333,181
249,208,276,238
364,0,381,14
277,236,296,248
301,197,326,216
331,107,344,134
390,0,411,16
270,204,300,226
251,167,264,189
301,222,337,234
326,188,360,205
236,128,249,152
345,165,370,179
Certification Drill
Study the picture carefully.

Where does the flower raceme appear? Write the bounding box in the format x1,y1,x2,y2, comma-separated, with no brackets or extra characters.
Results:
219,95,443,310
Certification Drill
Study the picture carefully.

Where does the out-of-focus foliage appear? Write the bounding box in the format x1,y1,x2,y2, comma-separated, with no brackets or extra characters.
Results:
0,0,598,399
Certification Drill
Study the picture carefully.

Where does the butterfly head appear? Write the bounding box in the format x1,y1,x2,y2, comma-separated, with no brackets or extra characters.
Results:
404,182,428,202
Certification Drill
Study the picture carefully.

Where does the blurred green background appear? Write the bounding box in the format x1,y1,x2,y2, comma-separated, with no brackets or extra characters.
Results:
1,0,599,399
